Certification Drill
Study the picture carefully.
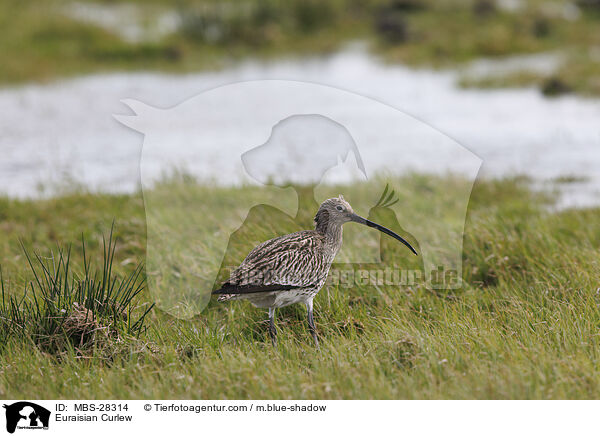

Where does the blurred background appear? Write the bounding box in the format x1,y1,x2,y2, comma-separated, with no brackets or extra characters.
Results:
0,0,599,207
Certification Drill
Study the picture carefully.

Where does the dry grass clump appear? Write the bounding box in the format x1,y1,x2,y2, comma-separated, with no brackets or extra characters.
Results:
34,302,118,358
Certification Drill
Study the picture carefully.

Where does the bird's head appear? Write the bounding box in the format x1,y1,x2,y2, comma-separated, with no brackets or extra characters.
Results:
314,195,355,228
314,195,418,256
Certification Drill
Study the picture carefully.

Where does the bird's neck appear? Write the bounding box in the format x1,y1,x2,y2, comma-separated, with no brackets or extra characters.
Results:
325,224,343,256
315,218,343,255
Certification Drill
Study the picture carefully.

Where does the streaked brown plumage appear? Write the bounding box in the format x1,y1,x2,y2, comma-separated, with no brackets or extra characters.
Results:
213,195,417,346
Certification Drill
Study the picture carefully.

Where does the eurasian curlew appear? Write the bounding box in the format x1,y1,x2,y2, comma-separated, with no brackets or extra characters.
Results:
213,195,417,346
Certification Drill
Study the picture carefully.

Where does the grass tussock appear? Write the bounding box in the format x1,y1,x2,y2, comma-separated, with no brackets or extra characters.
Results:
0,225,154,359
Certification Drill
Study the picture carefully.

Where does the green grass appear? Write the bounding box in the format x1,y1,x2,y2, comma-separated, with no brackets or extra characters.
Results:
1,175,600,399
0,0,370,85
2,0,599,95
373,0,600,96
0,225,153,357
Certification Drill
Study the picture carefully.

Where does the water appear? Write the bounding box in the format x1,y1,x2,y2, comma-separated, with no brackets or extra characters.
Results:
0,45,598,208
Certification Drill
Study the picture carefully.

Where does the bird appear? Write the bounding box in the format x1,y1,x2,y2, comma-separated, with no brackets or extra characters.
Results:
212,195,418,346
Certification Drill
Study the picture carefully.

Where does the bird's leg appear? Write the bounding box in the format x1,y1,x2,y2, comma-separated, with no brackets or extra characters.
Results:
306,299,319,348
268,307,277,347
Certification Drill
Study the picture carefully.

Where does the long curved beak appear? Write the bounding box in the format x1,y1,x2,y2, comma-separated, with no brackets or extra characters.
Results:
351,214,418,256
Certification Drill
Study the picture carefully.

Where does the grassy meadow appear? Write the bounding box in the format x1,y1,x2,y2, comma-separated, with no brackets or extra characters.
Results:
3,0,600,95
1,175,600,399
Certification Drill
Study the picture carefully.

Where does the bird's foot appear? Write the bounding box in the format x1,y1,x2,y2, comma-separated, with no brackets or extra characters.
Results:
310,329,319,349
269,326,278,347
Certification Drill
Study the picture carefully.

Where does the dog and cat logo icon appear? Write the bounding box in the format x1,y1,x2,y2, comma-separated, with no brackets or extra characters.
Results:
2,402,50,433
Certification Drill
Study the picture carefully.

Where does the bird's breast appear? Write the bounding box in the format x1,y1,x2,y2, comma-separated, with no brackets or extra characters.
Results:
273,287,319,308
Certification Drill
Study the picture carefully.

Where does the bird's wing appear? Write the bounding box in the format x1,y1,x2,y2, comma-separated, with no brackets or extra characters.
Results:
212,230,327,295
211,283,298,295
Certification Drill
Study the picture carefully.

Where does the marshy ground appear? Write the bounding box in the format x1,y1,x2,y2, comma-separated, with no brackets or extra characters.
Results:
1,175,599,399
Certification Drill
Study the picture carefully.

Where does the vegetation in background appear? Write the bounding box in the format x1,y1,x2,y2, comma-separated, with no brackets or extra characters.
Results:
1,0,599,96
0,0,370,84
0,175,599,399
371,0,600,96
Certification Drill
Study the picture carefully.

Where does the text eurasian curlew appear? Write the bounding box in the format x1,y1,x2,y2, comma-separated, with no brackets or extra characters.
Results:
212,195,417,346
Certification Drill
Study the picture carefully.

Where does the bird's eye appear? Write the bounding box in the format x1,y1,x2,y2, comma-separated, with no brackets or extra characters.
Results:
336,205,344,211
